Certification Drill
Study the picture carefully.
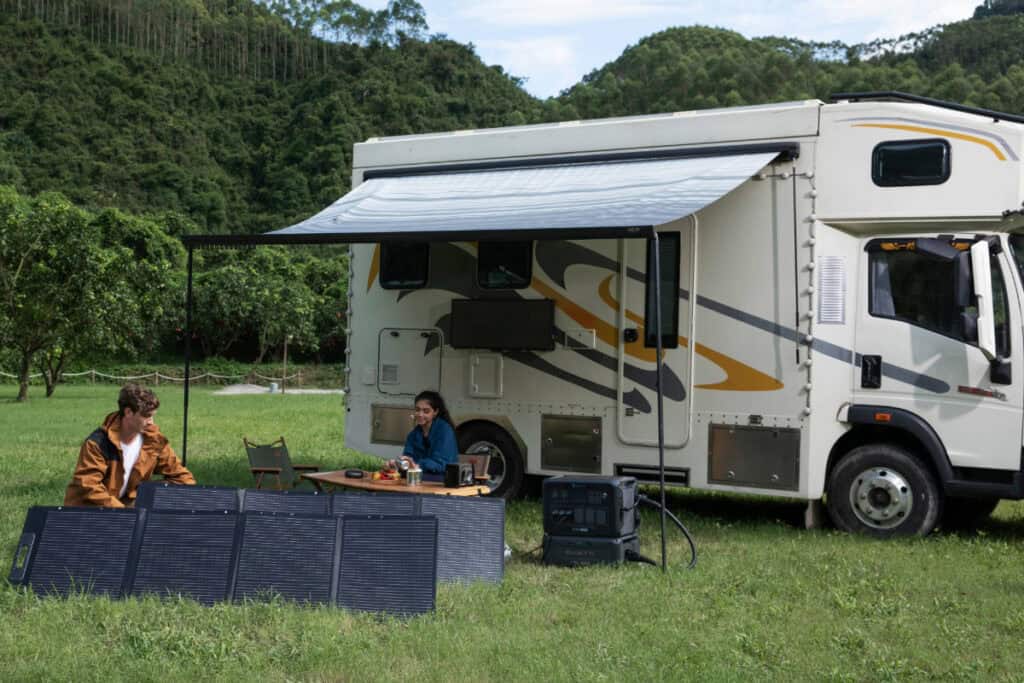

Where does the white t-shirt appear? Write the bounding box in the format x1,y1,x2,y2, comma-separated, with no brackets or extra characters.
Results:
118,434,143,498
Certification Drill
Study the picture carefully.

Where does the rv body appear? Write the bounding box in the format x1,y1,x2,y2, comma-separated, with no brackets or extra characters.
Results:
342,97,1024,536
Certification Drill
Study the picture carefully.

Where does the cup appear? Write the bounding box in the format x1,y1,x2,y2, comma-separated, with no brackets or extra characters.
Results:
406,468,422,486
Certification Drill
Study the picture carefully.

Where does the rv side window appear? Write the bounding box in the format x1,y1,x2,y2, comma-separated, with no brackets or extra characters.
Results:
644,233,680,349
872,139,951,187
868,244,1010,356
478,241,532,289
380,242,429,289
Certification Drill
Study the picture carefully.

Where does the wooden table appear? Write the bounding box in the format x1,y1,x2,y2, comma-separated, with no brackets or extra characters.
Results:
302,470,490,496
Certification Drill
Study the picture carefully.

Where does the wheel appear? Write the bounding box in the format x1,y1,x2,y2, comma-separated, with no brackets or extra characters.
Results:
826,443,942,538
942,497,1000,529
457,423,524,500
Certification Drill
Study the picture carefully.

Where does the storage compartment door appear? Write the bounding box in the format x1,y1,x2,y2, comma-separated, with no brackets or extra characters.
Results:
377,328,442,396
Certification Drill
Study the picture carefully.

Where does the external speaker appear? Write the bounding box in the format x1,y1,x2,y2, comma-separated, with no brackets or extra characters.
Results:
542,534,640,567
444,463,474,488
136,482,239,512
543,475,638,537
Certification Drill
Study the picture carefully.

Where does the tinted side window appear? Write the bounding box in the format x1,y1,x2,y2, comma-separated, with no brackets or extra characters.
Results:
644,233,680,349
478,241,532,289
380,242,428,289
872,139,950,187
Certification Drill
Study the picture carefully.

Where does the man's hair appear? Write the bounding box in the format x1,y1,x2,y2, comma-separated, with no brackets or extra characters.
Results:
118,383,159,417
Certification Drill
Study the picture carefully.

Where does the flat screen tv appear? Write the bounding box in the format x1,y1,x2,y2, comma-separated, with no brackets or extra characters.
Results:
450,299,555,351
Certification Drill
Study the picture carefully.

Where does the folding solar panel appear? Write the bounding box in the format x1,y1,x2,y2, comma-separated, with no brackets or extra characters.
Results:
135,482,239,512
241,489,330,516
337,516,437,617
130,511,240,605
331,492,419,516
233,514,338,604
9,507,140,598
420,496,505,584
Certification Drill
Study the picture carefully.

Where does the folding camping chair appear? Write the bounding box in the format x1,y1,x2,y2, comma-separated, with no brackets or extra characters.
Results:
243,436,319,489
458,452,492,482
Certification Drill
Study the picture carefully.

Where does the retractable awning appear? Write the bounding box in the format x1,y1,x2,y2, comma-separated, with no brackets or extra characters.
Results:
182,144,793,247
274,149,781,241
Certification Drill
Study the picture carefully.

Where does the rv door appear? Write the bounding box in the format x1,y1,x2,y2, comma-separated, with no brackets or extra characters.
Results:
616,227,693,447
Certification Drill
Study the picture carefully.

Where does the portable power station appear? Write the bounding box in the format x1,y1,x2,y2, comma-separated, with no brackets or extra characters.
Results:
542,475,638,537
542,475,642,567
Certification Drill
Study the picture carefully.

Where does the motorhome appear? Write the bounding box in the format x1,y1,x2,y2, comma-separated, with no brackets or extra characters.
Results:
332,93,1024,537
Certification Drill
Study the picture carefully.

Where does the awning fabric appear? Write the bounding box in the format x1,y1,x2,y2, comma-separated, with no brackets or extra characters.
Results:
268,151,780,242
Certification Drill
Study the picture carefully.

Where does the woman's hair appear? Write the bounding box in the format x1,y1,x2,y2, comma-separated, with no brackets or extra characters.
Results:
415,390,454,427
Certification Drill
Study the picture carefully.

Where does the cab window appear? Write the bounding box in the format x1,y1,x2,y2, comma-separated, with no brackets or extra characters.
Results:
868,240,1009,357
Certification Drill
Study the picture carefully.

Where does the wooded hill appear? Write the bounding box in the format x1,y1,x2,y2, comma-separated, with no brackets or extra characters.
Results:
2,0,1024,396
5,1,1024,235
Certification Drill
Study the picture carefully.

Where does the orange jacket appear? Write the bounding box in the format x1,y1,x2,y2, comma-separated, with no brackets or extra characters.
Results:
63,412,195,508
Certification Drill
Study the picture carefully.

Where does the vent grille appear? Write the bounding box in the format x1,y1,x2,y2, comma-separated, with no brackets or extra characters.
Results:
380,364,399,384
817,256,846,324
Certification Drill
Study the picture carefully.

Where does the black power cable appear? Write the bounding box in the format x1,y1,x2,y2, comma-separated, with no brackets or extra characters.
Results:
634,494,698,570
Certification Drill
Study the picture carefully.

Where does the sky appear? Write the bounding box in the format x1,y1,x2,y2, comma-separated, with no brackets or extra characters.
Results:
362,0,982,98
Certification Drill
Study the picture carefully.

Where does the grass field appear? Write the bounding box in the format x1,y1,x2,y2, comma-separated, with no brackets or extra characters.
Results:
3,386,1024,681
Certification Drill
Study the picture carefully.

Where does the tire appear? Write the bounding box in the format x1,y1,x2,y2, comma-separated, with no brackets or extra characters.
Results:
457,423,524,500
826,443,942,538
942,497,1000,529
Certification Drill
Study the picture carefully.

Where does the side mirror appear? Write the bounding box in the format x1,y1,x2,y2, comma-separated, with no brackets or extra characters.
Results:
970,240,997,361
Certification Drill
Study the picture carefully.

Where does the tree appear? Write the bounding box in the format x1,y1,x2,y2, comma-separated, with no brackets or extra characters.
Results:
0,188,182,399
0,188,102,400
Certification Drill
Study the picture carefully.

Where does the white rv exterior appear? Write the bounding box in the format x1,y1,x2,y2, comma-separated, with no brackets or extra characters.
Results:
341,96,1024,536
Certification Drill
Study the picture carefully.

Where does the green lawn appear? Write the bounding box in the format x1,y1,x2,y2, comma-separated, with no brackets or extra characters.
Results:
3,385,1024,681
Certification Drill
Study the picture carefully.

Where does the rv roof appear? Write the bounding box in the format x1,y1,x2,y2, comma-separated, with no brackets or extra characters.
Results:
362,99,825,144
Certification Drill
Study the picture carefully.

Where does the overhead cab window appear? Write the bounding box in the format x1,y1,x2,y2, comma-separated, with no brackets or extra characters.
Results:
872,139,951,187
644,232,680,349
380,242,429,289
868,239,1009,357
478,241,532,289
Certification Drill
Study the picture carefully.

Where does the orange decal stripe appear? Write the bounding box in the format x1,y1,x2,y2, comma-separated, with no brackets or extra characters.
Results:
367,244,381,293
852,123,1006,161
597,275,783,391
532,277,658,362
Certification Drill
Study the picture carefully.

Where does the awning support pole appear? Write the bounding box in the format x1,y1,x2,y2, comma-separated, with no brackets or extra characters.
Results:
182,245,194,467
652,230,667,573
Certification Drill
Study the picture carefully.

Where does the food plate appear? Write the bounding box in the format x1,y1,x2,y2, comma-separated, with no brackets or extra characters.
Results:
373,478,401,485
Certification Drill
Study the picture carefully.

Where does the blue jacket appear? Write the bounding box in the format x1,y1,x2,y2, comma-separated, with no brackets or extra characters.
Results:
403,419,458,474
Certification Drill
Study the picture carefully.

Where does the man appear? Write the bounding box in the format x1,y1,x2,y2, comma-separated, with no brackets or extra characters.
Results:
64,383,195,507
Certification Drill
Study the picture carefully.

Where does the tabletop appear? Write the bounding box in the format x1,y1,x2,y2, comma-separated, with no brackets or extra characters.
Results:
302,470,490,496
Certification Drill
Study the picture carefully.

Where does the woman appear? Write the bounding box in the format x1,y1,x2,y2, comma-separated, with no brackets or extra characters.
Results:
391,390,458,480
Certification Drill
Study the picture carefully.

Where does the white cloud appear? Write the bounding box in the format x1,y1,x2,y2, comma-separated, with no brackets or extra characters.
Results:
462,0,681,27
476,35,583,95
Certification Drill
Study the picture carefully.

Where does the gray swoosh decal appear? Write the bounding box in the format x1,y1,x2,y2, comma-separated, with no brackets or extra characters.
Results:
535,241,950,394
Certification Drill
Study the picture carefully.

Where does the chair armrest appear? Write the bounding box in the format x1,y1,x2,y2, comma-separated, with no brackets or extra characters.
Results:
292,464,320,472
251,467,283,474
